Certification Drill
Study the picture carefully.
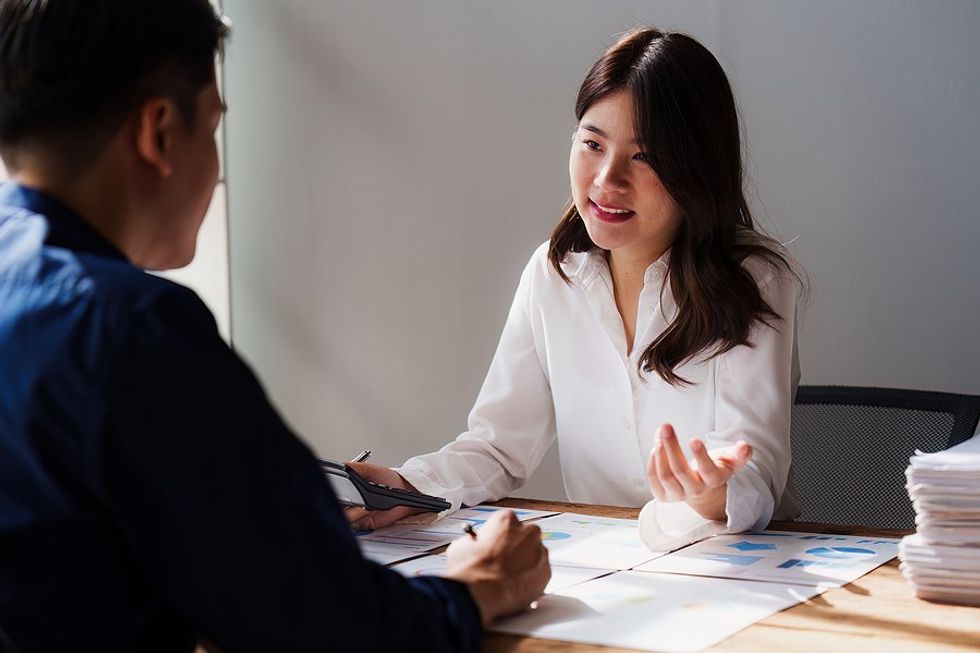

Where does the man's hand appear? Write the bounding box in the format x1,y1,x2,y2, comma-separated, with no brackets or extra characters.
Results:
444,510,550,626
343,462,426,530
646,423,753,521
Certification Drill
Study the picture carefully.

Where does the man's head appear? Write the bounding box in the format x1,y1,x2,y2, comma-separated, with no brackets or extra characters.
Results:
0,0,229,269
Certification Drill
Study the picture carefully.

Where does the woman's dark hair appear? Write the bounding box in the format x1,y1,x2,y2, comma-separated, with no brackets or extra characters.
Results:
550,27,801,386
0,0,229,172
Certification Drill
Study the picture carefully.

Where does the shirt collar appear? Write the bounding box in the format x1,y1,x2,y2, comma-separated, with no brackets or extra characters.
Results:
564,246,671,287
0,182,128,262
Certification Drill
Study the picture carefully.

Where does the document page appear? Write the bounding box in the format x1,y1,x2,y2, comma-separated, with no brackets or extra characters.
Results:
634,529,899,587
391,553,613,595
530,513,668,569
354,504,560,564
491,570,822,653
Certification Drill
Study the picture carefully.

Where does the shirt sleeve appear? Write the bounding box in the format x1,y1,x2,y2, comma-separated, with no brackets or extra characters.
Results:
397,251,557,511
96,286,482,653
639,268,800,550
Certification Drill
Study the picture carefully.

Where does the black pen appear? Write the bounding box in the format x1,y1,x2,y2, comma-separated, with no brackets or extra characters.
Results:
463,523,477,539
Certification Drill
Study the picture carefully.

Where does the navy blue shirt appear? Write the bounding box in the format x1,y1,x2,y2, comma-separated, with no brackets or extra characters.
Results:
0,184,481,652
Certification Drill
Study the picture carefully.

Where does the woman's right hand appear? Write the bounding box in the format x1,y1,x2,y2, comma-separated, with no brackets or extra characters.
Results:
343,462,428,530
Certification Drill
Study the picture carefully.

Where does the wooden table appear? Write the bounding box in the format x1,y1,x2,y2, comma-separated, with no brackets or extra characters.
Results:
484,498,980,653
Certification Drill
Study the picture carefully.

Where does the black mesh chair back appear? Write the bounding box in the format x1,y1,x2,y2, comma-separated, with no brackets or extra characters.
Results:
790,386,980,529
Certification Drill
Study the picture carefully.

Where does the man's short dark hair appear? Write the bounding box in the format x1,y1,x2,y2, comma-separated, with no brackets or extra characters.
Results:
0,0,229,172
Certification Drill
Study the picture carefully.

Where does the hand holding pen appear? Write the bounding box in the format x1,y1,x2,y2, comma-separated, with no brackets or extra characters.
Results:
444,510,550,626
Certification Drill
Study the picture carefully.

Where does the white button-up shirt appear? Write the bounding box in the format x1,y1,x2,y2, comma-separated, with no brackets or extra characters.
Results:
398,241,800,546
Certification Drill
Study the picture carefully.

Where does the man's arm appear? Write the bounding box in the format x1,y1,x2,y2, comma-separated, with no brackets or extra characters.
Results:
97,286,482,652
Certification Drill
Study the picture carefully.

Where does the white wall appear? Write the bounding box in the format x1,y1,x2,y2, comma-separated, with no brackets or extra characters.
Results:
222,0,980,501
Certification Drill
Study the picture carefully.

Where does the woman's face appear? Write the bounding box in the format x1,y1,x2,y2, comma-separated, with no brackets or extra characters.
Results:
569,90,682,262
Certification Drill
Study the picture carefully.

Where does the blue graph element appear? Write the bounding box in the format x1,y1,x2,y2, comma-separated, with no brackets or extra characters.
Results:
700,552,764,566
805,546,876,559
541,531,573,541
857,539,894,545
728,541,777,552
778,558,860,569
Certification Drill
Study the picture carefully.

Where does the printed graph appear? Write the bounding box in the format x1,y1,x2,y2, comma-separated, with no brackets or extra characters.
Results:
634,529,899,587
805,546,877,560
541,531,573,541
699,553,764,566
728,541,777,552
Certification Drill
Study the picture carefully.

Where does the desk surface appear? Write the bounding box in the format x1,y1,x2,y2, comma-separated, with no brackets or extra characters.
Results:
485,498,980,653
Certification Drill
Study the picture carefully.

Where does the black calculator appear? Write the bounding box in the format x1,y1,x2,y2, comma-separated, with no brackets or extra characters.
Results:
318,458,451,513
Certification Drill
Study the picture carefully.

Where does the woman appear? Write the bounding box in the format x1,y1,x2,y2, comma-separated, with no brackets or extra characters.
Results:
349,26,802,548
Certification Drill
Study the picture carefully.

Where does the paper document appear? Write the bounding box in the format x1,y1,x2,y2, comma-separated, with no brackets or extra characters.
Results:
355,504,559,565
909,434,980,471
491,570,822,653
390,553,613,595
529,513,667,569
634,529,899,587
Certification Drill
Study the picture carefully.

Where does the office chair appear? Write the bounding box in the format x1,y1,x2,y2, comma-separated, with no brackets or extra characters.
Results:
790,385,980,530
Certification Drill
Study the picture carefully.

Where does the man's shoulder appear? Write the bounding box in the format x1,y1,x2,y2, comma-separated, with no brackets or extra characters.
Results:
0,218,215,364
37,245,206,328
80,254,205,319
72,255,217,347
0,208,188,310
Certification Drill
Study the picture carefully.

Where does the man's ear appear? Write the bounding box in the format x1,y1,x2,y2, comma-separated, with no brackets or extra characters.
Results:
134,97,178,178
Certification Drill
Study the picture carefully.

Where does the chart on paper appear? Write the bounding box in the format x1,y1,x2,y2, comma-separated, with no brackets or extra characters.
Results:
634,530,899,587
390,554,613,595
491,570,822,653
354,504,560,565
530,513,668,569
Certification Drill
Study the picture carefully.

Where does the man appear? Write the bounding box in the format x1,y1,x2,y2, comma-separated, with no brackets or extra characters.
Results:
0,1,549,651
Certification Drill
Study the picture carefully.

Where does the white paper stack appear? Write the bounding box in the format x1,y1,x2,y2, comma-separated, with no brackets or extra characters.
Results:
900,433,980,606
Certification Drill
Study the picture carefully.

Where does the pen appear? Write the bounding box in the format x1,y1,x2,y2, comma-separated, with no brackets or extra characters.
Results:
350,450,372,463
463,523,477,539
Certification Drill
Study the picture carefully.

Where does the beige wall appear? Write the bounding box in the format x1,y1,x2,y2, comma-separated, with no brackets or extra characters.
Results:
222,0,980,502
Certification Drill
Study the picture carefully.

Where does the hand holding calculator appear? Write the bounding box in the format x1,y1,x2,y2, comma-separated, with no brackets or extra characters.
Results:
318,458,451,513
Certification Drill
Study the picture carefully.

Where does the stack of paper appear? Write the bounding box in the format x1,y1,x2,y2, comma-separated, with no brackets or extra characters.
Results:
900,434,980,606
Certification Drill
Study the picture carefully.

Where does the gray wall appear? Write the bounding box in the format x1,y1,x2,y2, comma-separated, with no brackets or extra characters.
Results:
223,0,980,501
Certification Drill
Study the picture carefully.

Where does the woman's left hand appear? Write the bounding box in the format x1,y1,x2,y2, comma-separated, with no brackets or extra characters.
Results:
646,423,753,521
